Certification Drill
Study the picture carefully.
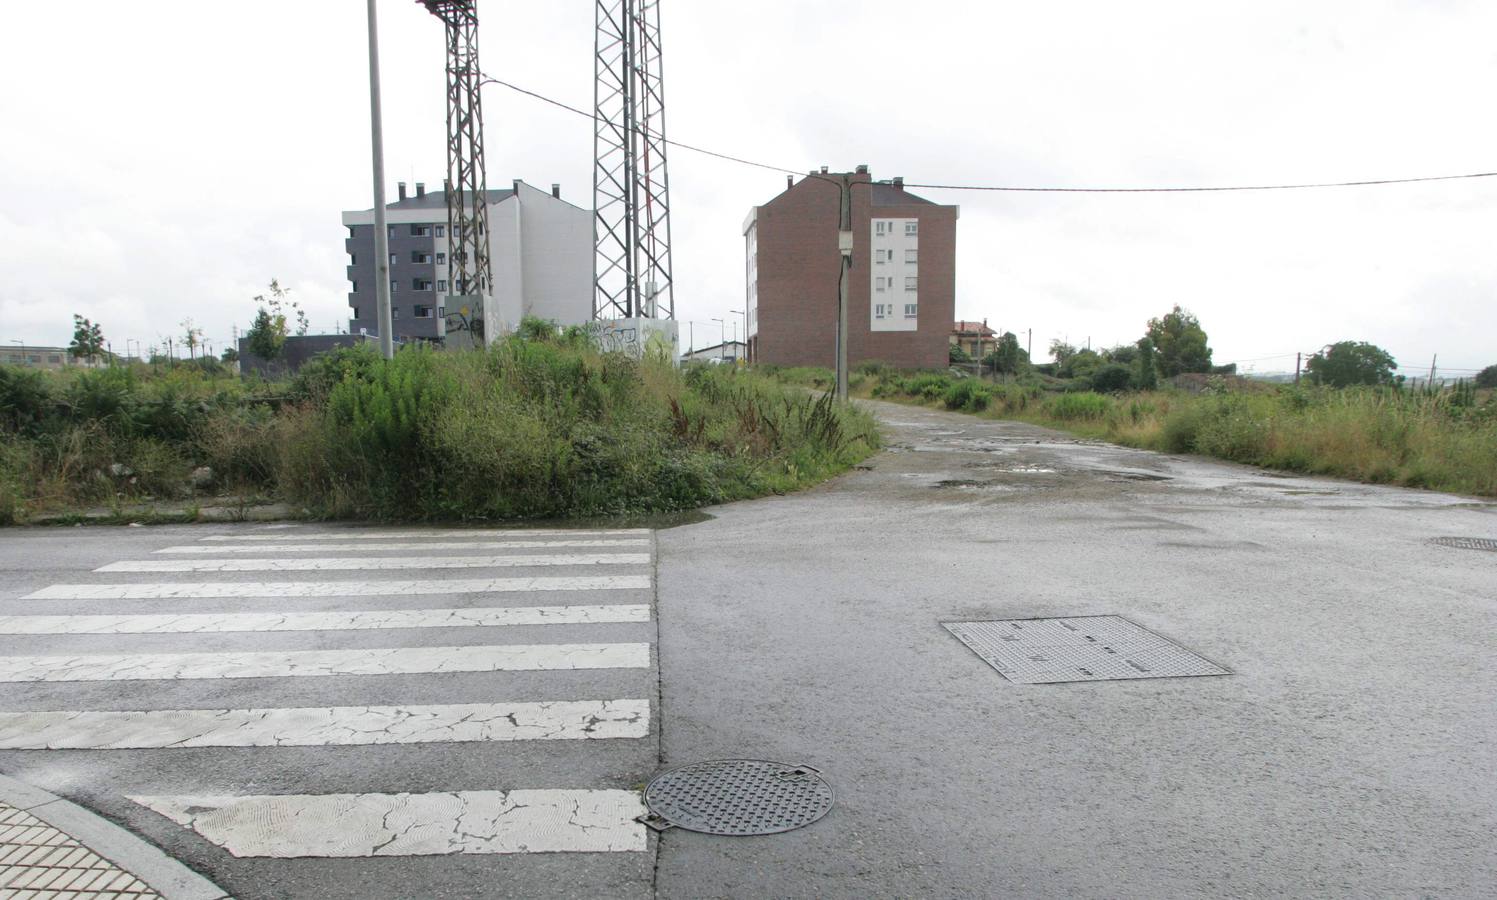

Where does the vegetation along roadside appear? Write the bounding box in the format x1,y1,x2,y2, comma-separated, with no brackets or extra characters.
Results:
773,363,1497,499
0,321,879,525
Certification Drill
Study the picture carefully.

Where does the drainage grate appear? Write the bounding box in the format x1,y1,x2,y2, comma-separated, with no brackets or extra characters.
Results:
1430,536,1497,552
943,615,1230,684
639,759,834,835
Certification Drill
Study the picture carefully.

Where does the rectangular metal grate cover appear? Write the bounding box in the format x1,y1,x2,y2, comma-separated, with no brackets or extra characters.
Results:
1430,536,1497,552
943,615,1230,684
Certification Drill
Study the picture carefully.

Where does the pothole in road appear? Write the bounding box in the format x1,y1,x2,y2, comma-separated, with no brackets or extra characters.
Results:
931,479,1021,491
638,759,835,836
1429,536,1497,552
1102,471,1172,482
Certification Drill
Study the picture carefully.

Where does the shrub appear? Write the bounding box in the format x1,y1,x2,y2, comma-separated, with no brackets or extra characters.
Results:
1046,392,1112,421
1090,363,1133,394
943,379,991,412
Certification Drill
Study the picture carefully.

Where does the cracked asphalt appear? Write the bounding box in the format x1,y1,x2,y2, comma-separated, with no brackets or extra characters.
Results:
0,399,1494,898
652,400,1497,898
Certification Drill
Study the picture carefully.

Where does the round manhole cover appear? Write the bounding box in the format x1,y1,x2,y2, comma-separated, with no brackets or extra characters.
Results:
640,759,834,835
1430,537,1497,552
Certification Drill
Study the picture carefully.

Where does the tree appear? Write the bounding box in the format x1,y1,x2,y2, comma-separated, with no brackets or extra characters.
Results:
1476,364,1497,389
246,308,285,361
1305,341,1397,387
1060,348,1102,379
985,331,1028,375
1049,340,1078,368
180,318,204,360
1101,344,1138,366
949,343,972,365
220,346,239,364
1144,305,1213,377
1091,363,1133,393
68,315,106,363
245,279,308,360
1133,337,1159,390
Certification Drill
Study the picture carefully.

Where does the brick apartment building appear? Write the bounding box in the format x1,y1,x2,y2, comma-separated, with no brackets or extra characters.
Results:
743,167,957,369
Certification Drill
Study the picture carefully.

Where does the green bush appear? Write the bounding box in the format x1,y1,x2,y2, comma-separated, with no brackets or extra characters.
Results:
943,379,991,412
1046,392,1112,421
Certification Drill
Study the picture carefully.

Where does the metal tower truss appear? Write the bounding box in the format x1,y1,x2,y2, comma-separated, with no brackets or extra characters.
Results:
420,0,492,334
594,0,674,320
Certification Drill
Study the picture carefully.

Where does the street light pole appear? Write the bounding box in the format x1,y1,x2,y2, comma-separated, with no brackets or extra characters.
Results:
710,317,725,361
835,175,852,402
366,0,395,360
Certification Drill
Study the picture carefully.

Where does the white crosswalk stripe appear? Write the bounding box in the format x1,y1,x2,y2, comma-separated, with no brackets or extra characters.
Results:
156,539,650,553
3,527,660,863
0,604,650,634
26,575,649,600
128,790,647,857
0,699,650,749
98,553,650,572
0,643,651,682
198,529,649,541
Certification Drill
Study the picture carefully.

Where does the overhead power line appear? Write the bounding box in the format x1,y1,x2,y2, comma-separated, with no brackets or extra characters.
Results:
483,75,1497,195
903,172,1497,193
480,75,800,175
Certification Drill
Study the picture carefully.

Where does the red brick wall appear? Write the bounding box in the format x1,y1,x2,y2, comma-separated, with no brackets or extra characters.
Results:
752,173,956,370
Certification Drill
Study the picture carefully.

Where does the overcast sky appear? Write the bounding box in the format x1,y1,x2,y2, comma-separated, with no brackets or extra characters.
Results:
3,0,1494,375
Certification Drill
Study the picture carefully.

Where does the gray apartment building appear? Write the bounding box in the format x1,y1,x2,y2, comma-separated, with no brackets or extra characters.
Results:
343,179,593,342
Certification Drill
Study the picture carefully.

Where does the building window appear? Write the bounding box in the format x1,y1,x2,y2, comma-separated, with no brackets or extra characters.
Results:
388,225,395,239
436,252,446,265
415,305,433,318
875,221,888,236
389,253,397,266
904,303,917,318
411,224,431,237
435,225,445,237
874,304,887,319
390,280,398,293
875,277,887,292
905,276,918,291
437,279,448,292
392,308,401,319
414,279,433,291
905,249,917,263
905,221,918,235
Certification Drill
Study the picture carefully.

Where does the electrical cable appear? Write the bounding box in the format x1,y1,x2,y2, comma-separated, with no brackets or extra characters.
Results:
482,75,1497,194
479,75,801,175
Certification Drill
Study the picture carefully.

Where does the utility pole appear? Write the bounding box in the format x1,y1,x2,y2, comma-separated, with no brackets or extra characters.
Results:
366,0,394,359
1294,351,1301,385
835,174,852,402
1428,354,1437,386
1027,329,1032,361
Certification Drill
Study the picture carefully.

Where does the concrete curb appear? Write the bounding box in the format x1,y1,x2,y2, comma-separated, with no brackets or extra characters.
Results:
0,773,229,900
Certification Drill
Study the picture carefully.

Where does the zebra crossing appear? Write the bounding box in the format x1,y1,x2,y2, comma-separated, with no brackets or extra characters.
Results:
0,525,659,880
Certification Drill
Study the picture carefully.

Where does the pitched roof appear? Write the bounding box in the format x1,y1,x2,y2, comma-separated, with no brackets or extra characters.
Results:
952,320,995,336
871,183,936,206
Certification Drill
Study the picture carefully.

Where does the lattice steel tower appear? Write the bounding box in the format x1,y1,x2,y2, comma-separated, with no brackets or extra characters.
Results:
593,0,674,320
419,0,493,329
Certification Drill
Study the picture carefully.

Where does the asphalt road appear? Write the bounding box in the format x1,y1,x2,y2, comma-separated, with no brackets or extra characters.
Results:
1,400,1494,899
653,400,1497,899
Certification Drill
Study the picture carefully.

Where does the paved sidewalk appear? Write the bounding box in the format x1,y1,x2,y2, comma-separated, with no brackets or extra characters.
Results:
0,776,226,900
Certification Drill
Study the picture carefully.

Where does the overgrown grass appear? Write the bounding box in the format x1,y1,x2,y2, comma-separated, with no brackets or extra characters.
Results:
0,334,878,523
795,367,1497,498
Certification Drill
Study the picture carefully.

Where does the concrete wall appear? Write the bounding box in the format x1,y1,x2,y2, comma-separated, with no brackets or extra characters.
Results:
516,182,592,326
237,334,369,377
